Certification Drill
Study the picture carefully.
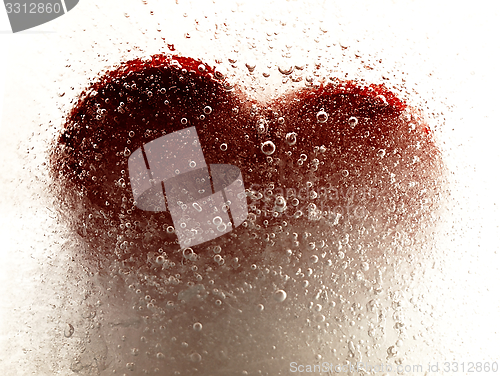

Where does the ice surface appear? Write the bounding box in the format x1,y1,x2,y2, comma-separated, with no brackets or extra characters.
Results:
1,1,500,375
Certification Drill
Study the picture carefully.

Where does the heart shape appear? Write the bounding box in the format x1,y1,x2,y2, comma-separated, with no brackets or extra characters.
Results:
49,54,445,374
50,54,443,265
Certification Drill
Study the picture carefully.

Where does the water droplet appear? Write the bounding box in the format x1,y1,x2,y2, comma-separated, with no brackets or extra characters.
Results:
348,116,358,128
274,289,287,302
261,141,276,155
316,110,328,123
64,323,74,338
285,132,297,145
193,322,203,331
203,106,212,115
220,143,228,151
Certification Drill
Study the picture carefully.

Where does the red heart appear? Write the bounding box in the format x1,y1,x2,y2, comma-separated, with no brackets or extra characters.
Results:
50,54,443,266
49,54,444,373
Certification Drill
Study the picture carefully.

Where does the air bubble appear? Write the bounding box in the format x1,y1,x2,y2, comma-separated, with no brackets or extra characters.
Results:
220,143,228,151
245,63,256,72
278,64,294,75
261,141,276,155
182,248,195,260
214,67,226,79
193,322,203,331
285,132,297,145
377,149,386,158
256,119,267,134
348,116,358,128
126,363,135,371
189,161,196,168
341,169,349,177
190,353,202,362
203,106,212,115
181,118,188,125
376,95,388,106
64,323,74,338
192,202,202,212
274,289,287,302
316,110,328,123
